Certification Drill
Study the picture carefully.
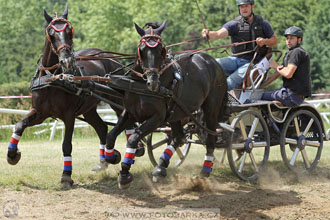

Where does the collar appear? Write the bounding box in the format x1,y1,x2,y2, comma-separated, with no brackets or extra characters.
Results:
289,44,301,51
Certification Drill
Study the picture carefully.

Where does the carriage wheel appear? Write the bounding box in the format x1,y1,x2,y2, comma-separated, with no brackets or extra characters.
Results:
227,110,270,181
280,110,323,172
147,130,192,168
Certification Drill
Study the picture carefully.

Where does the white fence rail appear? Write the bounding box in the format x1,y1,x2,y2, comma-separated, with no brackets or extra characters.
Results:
1,99,330,140
0,107,117,140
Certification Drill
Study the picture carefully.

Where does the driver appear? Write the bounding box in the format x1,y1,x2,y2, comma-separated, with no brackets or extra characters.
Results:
201,0,277,90
258,26,311,107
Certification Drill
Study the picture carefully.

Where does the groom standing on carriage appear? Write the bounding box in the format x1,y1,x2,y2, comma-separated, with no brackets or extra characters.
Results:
201,0,278,90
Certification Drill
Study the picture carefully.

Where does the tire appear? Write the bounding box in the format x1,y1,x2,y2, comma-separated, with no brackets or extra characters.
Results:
227,110,270,181
280,109,323,172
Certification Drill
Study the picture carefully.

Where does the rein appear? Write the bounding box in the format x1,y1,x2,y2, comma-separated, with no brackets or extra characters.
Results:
136,33,257,78
172,40,257,55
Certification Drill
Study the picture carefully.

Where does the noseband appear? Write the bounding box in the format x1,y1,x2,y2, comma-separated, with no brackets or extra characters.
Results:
45,17,74,55
137,30,167,78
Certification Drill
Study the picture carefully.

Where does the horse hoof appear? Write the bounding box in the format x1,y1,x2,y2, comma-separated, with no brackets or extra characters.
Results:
105,149,121,164
135,142,145,157
117,172,133,189
7,151,21,165
61,175,74,188
200,170,210,178
118,182,131,190
61,181,73,189
92,160,109,172
152,175,165,183
152,165,167,177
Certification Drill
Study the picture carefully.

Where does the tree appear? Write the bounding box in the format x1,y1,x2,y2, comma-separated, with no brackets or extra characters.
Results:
303,0,330,91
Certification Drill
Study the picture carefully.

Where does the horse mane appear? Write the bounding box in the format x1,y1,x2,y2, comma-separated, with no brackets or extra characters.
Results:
143,22,160,29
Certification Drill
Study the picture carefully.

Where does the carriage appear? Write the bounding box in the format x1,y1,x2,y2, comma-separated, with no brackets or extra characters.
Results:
145,74,330,181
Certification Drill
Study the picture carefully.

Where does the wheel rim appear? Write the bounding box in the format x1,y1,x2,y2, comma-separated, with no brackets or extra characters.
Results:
147,131,192,168
227,110,270,181
280,110,323,172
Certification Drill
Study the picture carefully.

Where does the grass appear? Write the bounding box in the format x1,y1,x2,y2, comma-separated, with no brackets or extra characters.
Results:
0,133,330,191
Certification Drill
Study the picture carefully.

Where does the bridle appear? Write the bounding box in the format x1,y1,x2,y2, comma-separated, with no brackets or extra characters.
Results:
45,16,74,55
136,29,168,79
38,16,74,72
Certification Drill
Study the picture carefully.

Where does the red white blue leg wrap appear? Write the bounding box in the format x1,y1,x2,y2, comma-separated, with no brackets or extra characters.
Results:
125,129,135,140
8,133,20,150
99,144,106,160
202,155,214,173
123,148,136,164
161,145,176,160
104,148,115,160
64,156,72,171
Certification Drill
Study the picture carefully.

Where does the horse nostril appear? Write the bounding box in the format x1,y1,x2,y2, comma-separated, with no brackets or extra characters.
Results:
59,59,65,66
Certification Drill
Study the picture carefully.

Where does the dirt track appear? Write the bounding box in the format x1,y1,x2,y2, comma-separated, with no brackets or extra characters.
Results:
1,168,330,220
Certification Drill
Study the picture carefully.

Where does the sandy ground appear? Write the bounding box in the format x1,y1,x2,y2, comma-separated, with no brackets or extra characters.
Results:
1,168,330,220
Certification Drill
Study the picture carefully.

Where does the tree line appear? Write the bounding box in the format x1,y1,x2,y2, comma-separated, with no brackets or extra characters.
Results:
0,0,329,92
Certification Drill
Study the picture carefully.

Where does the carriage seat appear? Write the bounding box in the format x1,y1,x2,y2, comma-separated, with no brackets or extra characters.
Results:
232,56,271,103
233,49,284,104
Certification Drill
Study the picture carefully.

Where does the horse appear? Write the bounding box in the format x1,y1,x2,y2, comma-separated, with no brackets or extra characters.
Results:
105,20,228,189
6,6,139,186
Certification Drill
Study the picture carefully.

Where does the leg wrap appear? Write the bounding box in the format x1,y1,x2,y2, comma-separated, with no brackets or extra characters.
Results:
122,148,136,165
99,144,106,160
8,133,20,150
125,129,135,140
161,145,176,160
202,155,214,173
64,156,72,172
104,148,115,160
121,147,137,174
157,145,176,168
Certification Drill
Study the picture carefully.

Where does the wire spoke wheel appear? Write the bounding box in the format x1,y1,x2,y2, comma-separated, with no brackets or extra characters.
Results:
146,127,192,168
280,109,323,172
227,110,270,181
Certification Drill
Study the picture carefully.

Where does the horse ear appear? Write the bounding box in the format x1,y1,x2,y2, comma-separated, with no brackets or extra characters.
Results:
134,22,145,37
154,20,167,36
62,5,68,19
44,9,53,23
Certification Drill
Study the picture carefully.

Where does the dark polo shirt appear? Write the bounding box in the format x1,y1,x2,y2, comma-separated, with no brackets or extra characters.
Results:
282,45,311,97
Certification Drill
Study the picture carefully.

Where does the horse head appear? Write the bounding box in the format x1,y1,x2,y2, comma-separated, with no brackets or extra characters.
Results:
135,20,167,92
44,6,75,73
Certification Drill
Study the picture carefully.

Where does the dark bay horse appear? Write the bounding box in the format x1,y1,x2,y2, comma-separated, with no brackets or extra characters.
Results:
106,21,227,189
6,7,127,186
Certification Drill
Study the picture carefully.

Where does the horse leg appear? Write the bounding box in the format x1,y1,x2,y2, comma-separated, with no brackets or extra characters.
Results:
125,125,145,157
118,114,161,189
82,108,109,172
60,117,75,187
152,121,184,181
200,108,218,178
7,108,47,165
104,110,134,165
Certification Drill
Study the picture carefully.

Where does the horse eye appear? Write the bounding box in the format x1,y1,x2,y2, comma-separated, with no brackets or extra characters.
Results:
140,43,146,50
48,28,55,36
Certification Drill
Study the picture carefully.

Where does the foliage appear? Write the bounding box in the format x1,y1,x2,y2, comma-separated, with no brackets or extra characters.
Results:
0,0,329,93
0,81,31,125
303,0,330,91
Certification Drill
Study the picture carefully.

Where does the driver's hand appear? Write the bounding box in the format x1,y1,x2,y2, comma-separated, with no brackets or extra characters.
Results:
202,29,209,39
